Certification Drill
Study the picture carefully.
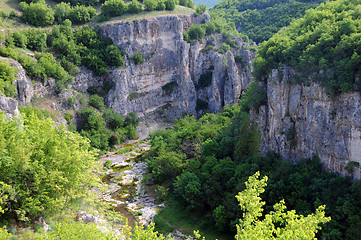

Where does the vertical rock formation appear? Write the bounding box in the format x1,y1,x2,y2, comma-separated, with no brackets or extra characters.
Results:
92,13,255,120
253,67,361,178
0,57,33,116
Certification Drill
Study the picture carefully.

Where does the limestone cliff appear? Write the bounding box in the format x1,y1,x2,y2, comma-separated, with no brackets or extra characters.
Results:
84,13,255,120
0,57,33,116
253,67,361,178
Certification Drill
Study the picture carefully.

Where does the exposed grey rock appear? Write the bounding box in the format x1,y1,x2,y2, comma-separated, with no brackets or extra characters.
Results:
253,67,361,179
91,13,255,120
75,211,99,224
0,57,34,114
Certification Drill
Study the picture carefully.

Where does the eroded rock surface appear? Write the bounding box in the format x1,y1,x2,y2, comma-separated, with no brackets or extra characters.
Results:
89,13,255,120
253,67,361,178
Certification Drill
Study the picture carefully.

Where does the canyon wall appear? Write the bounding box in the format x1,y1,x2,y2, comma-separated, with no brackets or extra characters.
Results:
253,67,361,178
92,13,254,120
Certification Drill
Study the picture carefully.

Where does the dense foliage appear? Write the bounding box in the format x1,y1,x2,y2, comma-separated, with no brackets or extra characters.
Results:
235,172,330,239
210,0,325,43
1,21,124,92
254,0,361,96
145,83,361,239
0,107,99,221
77,106,140,152
0,60,17,97
19,0,54,27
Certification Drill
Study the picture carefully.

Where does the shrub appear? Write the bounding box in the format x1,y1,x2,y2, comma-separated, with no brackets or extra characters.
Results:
179,0,194,8
164,0,175,10
124,112,140,127
89,94,105,109
101,0,127,17
54,2,71,22
103,108,124,130
155,0,165,10
12,31,28,49
77,107,105,131
188,24,205,42
195,4,206,16
0,61,17,97
144,0,157,11
127,0,142,14
132,51,143,64
25,28,47,52
20,1,54,27
0,110,98,220
68,5,96,24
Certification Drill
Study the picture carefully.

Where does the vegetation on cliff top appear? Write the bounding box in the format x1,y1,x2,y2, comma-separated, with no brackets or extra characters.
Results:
254,0,361,96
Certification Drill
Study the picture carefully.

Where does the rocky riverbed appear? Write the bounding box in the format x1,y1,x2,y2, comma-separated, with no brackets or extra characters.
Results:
100,141,164,227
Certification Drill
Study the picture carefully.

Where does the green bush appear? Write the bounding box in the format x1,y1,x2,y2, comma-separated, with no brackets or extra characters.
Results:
0,61,17,97
25,28,47,52
0,110,98,220
54,2,71,22
155,0,166,10
179,0,194,8
12,31,28,49
77,107,106,132
144,0,157,11
20,0,54,27
101,0,127,17
103,108,124,130
164,0,175,10
127,0,142,14
132,51,143,64
68,5,96,24
188,24,206,42
89,94,105,109
195,4,206,16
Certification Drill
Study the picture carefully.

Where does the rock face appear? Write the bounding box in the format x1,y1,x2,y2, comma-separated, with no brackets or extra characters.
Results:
93,13,254,119
254,67,361,179
0,57,33,116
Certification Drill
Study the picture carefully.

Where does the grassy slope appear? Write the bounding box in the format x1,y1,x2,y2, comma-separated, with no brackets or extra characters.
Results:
97,5,195,25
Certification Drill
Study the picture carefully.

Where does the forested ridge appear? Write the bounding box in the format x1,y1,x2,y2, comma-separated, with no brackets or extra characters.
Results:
210,0,326,43
254,0,361,96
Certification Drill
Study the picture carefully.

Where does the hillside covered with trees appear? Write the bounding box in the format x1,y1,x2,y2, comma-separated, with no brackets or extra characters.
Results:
254,0,361,96
210,0,326,43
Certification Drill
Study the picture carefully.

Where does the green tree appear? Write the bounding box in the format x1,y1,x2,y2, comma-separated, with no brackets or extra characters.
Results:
89,94,105,109
0,110,99,220
164,0,176,10
68,5,96,24
54,2,71,23
195,4,206,16
101,0,127,17
144,0,157,11
156,0,166,10
20,0,54,27
127,0,143,14
235,172,330,240
0,61,17,97
131,51,143,64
